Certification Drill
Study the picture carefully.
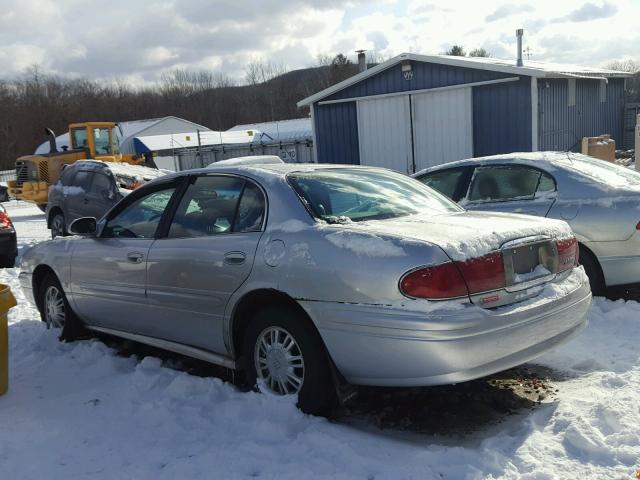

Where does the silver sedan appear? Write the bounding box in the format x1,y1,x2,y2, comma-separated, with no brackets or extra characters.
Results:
19,160,591,414
414,152,640,295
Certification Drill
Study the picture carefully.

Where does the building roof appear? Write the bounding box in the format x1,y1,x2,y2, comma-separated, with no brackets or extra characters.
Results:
118,116,210,142
298,53,634,107
227,118,312,142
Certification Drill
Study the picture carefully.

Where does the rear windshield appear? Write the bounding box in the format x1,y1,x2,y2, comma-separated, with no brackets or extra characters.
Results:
287,168,462,223
559,154,640,189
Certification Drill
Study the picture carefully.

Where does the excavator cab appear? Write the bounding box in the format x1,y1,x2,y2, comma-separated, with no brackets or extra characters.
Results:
69,122,121,159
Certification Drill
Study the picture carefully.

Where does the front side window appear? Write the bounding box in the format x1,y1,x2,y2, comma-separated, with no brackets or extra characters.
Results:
417,168,467,200
288,168,461,223
93,128,112,155
102,186,175,238
168,176,245,238
467,166,555,202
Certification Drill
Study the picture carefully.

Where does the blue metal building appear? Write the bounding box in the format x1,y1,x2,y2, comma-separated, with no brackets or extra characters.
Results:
298,54,631,174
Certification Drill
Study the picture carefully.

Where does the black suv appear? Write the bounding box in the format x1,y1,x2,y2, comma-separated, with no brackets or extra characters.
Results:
46,161,165,238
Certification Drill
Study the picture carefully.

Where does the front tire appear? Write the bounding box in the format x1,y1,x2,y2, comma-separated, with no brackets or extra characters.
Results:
50,212,67,239
37,273,83,341
243,306,334,415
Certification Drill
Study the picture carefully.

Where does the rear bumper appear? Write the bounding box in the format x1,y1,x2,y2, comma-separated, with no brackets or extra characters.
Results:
0,231,17,259
302,269,591,386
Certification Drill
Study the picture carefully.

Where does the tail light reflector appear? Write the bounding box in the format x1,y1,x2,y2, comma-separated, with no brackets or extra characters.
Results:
556,237,578,272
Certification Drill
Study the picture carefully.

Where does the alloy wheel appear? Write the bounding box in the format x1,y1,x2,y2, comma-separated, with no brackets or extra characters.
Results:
254,326,305,395
44,285,65,329
51,215,64,238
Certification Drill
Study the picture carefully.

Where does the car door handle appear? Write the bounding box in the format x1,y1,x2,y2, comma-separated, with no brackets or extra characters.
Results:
224,252,246,265
83,197,89,204
126,252,144,264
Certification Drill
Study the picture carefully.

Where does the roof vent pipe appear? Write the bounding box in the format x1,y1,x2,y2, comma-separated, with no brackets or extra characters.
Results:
356,50,366,73
516,29,524,67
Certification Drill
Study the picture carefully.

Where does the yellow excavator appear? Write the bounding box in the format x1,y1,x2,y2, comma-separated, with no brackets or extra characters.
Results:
8,122,144,209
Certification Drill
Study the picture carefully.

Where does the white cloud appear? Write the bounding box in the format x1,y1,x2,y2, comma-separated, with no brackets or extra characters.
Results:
0,0,638,85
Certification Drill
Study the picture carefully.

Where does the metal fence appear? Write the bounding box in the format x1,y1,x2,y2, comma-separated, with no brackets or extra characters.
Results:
173,140,315,171
0,169,15,183
623,103,640,150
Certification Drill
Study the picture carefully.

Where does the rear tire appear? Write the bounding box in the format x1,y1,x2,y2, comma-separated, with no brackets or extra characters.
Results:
243,306,335,415
37,272,84,341
579,248,605,296
50,212,67,239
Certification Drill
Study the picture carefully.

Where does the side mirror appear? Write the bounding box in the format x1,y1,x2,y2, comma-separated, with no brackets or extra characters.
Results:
69,217,97,236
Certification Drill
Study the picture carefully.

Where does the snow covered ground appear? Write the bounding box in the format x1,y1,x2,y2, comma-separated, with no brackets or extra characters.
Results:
0,202,639,479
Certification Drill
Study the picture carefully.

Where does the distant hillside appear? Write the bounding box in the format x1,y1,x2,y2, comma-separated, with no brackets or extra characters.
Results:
0,60,361,169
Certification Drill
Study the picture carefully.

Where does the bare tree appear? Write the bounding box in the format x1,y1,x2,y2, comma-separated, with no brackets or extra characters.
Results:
607,59,640,101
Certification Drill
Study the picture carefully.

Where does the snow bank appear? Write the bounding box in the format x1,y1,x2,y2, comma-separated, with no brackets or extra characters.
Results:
1,202,639,479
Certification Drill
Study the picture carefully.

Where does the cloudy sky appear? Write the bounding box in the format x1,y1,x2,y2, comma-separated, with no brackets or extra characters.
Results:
0,0,638,85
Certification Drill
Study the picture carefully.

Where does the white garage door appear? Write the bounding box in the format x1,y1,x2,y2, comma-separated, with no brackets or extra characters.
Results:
356,95,413,173
411,87,473,171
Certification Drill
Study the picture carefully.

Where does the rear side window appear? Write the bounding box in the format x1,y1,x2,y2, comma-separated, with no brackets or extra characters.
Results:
467,166,555,202
72,170,92,190
233,182,265,233
417,168,466,199
91,172,113,194
59,166,76,186
168,176,247,238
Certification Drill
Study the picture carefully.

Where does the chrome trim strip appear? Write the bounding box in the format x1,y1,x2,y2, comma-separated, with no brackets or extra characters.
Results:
85,325,237,369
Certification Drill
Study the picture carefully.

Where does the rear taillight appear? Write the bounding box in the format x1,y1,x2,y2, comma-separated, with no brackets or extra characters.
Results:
400,262,469,299
400,252,506,300
456,252,506,294
0,211,13,230
555,237,578,272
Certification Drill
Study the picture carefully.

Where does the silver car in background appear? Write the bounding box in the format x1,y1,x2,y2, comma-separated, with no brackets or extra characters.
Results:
414,152,640,295
19,160,591,414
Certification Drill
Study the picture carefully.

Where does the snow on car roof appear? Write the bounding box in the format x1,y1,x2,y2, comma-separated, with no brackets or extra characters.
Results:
73,160,168,182
209,156,284,167
416,151,640,193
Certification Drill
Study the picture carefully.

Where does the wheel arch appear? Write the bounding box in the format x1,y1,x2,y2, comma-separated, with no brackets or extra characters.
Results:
31,264,58,311
229,288,325,363
578,242,605,286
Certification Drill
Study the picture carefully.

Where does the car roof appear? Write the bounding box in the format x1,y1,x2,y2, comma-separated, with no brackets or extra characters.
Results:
157,162,396,184
414,151,640,196
413,151,587,176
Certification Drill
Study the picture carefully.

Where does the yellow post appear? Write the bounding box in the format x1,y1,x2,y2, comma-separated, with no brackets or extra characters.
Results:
0,284,17,396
